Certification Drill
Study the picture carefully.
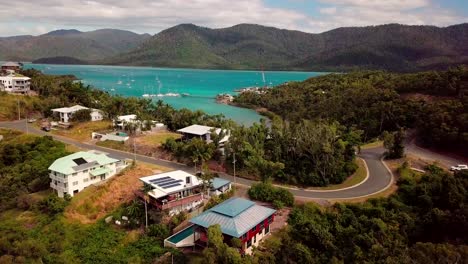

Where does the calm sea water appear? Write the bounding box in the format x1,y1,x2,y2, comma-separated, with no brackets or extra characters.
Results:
25,63,326,125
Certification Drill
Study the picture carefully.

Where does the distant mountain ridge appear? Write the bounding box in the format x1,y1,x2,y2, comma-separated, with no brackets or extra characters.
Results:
0,29,150,62
103,23,468,71
2,23,468,71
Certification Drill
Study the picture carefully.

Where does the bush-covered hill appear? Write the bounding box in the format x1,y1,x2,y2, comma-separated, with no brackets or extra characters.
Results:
0,29,150,62
104,23,468,71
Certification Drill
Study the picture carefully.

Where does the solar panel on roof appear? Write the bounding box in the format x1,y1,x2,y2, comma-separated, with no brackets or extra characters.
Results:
73,158,88,166
149,176,171,183
158,179,183,187
150,178,173,184
162,183,182,189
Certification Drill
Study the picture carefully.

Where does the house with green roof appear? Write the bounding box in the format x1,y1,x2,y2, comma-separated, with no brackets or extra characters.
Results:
164,197,276,255
48,150,128,197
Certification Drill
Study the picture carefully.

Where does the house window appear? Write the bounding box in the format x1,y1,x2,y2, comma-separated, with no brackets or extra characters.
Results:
186,176,191,184
90,176,97,180
265,225,270,234
72,173,77,176
73,181,78,186
254,234,257,243
247,238,252,248
83,178,89,183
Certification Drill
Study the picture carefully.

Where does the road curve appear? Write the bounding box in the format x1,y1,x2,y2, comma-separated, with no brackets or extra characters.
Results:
0,120,393,199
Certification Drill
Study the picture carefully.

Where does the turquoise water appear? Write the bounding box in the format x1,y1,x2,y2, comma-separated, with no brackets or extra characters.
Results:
167,225,194,244
24,63,326,125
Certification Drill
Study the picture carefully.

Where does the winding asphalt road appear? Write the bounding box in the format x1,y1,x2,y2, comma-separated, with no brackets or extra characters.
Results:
0,120,393,199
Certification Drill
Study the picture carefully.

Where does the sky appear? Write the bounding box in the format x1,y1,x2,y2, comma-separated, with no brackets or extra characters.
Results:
0,0,467,36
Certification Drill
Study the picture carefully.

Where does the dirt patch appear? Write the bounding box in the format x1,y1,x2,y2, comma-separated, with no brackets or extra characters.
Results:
64,163,169,224
53,121,112,142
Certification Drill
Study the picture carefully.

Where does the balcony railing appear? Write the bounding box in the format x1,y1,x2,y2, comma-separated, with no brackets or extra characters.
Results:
135,190,203,210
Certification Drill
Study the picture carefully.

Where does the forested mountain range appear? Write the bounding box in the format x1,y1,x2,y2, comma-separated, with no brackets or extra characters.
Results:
103,23,468,71
0,29,150,61
2,23,468,71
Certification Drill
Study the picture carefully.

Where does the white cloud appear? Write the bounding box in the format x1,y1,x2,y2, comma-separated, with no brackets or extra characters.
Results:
310,0,467,32
0,0,465,36
320,7,337,15
0,0,308,35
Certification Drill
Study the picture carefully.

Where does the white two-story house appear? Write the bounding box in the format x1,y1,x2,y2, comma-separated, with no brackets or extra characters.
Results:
48,150,128,197
0,73,31,94
51,105,104,123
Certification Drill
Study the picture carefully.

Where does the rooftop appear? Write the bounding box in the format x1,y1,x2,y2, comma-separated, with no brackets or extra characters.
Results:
189,197,276,237
48,150,119,175
211,177,231,190
51,105,89,113
177,124,218,136
117,114,137,121
2,62,20,67
140,170,202,199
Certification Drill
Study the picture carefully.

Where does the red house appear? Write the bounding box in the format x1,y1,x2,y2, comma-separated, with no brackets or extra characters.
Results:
164,197,276,255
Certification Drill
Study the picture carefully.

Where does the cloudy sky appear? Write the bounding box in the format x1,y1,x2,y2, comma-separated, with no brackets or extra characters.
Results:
0,0,467,36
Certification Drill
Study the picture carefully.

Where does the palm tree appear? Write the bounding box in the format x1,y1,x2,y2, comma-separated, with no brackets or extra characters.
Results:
142,183,153,229
126,199,143,219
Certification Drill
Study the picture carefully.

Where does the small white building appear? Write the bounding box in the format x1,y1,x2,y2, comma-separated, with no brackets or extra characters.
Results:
138,170,206,215
210,177,232,196
49,150,128,197
0,73,31,94
115,114,138,129
177,125,230,146
51,105,104,123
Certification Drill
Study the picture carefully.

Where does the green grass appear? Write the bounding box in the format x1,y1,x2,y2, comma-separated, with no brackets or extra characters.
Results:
138,131,181,146
361,140,383,149
96,140,130,151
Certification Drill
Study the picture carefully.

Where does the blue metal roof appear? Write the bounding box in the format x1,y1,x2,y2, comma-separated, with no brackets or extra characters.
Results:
189,197,276,238
211,177,231,190
212,197,254,217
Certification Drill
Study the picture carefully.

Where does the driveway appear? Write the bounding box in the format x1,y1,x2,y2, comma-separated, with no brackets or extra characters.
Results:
0,120,393,200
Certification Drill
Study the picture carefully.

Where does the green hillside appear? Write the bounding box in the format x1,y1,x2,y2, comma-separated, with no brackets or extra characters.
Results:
104,23,468,71
0,29,150,62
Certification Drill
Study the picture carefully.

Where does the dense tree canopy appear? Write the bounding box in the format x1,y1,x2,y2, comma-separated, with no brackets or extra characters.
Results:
251,167,468,263
235,67,468,154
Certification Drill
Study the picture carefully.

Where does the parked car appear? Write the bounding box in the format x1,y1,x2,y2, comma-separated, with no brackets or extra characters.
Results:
27,118,37,123
450,164,468,171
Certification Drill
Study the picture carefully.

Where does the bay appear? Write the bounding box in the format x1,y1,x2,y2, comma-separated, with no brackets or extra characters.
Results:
25,63,326,125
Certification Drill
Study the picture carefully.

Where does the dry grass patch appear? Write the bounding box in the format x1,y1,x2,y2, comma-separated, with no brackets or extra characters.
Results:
52,120,112,142
136,131,181,146
0,93,42,121
65,162,170,224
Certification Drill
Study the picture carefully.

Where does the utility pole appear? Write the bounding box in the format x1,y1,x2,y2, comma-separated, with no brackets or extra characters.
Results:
17,99,20,121
232,152,236,194
133,138,137,162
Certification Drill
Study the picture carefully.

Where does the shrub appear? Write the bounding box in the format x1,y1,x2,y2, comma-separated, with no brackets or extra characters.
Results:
148,224,170,239
70,109,91,122
248,182,294,207
36,194,68,215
